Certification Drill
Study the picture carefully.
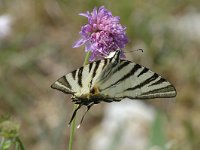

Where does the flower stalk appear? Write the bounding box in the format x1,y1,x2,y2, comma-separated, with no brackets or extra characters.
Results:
68,52,91,150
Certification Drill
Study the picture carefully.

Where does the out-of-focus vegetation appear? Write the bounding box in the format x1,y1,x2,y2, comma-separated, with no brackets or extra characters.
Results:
0,0,200,150
0,116,25,150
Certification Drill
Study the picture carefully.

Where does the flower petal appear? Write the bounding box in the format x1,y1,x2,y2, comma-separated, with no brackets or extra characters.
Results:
73,6,128,62
85,41,92,52
72,38,87,48
79,11,90,18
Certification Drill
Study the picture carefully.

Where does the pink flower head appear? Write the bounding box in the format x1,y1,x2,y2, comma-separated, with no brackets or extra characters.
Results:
73,6,128,61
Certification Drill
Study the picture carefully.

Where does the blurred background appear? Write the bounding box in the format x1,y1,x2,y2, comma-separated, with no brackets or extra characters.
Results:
0,0,200,150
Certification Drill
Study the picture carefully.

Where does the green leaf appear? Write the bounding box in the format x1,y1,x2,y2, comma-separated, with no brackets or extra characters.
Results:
1,139,12,150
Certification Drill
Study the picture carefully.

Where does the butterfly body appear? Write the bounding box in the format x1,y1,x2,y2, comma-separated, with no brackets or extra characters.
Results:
51,50,176,125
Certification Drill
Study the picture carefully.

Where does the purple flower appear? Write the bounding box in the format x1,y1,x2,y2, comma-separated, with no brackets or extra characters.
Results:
73,6,128,61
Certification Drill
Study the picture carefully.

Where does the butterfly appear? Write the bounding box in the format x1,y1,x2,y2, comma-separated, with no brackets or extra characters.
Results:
51,50,176,127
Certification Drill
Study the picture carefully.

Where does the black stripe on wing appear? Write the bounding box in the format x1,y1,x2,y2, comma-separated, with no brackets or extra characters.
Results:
60,76,72,90
77,67,83,87
51,76,73,94
101,64,141,91
110,50,121,63
102,59,108,70
148,77,166,87
126,73,159,91
112,61,130,74
137,68,149,77
71,70,76,80
89,62,93,73
90,60,101,86
141,85,176,97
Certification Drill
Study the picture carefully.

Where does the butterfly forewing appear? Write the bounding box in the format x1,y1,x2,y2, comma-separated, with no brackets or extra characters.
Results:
98,60,176,100
51,59,110,96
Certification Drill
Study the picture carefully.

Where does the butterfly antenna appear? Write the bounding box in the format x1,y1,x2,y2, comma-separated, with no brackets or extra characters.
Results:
124,48,144,53
77,103,93,128
68,104,82,127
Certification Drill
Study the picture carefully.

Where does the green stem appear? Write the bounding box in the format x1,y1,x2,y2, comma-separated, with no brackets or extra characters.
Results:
0,137,5,149
16,136,25,150
68,51,91,150
68,105,77,150
83,52,91,65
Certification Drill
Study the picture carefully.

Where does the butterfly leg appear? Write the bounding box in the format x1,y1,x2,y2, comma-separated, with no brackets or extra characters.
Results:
77,102,94,128
68,104,82,126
